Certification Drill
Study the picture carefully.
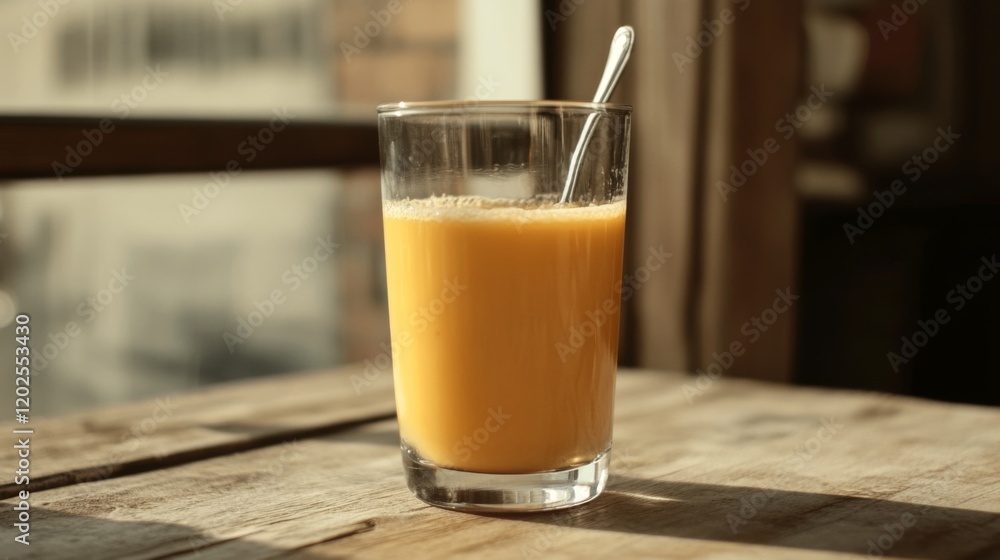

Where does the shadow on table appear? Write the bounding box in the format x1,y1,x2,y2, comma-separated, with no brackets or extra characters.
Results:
332,428,400,447
203,418,398,444
10,509,346,560
508,475,1000,558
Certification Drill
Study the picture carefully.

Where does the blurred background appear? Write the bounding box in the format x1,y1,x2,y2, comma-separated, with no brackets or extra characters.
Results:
0,0,996,416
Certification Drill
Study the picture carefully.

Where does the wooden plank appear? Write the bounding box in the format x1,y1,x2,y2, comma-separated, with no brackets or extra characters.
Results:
0,116,379,180
0,363,395,499
3,370,997,559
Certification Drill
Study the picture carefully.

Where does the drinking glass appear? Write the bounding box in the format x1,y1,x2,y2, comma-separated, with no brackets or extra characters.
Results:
378,101,631,512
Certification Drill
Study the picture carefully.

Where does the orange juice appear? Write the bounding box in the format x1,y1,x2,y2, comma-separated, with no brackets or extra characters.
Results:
382,195,626,474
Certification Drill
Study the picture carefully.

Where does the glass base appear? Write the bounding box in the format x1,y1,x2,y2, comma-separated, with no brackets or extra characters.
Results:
401,443,610,513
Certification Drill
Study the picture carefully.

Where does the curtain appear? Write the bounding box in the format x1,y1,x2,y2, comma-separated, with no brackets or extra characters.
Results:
546,0,803,382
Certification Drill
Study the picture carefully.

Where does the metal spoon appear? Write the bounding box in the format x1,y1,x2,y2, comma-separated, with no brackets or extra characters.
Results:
559,25,635,204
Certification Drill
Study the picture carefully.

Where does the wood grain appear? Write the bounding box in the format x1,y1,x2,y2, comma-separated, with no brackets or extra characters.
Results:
0,364,395,498
2,369,998,559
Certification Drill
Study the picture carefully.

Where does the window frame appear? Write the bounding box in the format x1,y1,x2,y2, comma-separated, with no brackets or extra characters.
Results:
0,116,379,180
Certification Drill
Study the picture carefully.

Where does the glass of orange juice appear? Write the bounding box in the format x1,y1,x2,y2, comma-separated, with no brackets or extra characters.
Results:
377,101,631,512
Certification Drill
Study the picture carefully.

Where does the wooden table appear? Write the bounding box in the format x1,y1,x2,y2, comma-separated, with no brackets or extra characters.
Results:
2,366,998,559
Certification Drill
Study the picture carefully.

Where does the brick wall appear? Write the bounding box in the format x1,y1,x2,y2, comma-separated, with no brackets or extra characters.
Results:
331,0,459,106
335,168,390,362
329,1,460,362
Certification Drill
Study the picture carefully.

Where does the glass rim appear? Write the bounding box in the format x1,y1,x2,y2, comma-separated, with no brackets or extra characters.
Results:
377,100,632,116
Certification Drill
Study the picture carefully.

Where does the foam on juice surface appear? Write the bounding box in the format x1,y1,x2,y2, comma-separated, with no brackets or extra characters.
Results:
382,195,626,222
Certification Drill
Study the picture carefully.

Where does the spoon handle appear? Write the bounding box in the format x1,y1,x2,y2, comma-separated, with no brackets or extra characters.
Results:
559,26,635,204
559,114,601,204
593,26,635,104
